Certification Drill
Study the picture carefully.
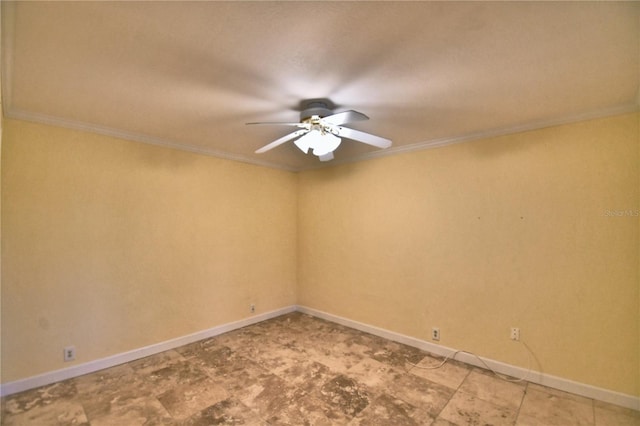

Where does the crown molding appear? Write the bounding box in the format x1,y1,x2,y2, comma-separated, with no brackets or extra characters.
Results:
3,103,637,174
4,108,298,172
331,103,640,169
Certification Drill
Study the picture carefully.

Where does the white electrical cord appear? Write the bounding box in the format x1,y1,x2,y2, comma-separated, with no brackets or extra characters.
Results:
406,340,535,383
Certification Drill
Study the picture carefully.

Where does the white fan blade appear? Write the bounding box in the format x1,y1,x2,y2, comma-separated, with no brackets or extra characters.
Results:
336,126,392,149
318,152,334,162
247,122,308,129
322,110,369,126
255,129,308,154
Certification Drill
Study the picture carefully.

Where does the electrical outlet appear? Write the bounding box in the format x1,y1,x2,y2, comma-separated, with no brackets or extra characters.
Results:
250,304,255,314
64,345,76,362
510,327,520,341
431,327,440,341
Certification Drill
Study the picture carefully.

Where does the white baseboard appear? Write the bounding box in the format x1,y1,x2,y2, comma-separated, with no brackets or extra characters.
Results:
2,304,638,412
296,305,640,412
0,305,296,397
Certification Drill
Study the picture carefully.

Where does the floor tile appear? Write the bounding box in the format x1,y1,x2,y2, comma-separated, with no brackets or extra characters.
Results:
265,393,337,425
527,383,594,405
431,418,458,426
140,359,211,397
1,399,89,426
278,359,333,394
234,371,296,420
457,368,526,410
304,340,367,374
1,313,637,425
365,339,427,369
203,354,271,397
181,397,265,425
2,381,79,417
157,378,228,421
212,327,273,354
174,337,224,360
318,374,372,419
128,350,185,375
189,345,245,377
345,357,398,391
409,355,472,390
74,364,154,420
438,391,517,425
385,370,455,417
593,400,640,426
517,384,594,425
350,393,434,425
250,343,311,377
88,396,172,426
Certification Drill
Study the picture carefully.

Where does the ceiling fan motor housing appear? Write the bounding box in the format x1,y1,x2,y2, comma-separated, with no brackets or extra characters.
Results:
299,99,334,121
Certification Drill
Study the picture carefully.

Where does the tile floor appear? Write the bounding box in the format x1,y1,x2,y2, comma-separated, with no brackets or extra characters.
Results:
1,312,638,425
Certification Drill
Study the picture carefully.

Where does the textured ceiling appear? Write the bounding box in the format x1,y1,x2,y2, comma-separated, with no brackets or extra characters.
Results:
2,1,639,171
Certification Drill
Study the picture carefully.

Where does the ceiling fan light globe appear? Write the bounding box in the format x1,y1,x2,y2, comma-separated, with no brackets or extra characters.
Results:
312,133,341,156
294,132,314,153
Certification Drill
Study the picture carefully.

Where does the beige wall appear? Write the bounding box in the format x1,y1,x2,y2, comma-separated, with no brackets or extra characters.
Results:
298,113,639,396
1,112,638,398
0,24,3,383
1,119,298,382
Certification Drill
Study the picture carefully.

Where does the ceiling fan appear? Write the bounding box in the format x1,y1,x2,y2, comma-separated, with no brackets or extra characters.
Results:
248,99,392,162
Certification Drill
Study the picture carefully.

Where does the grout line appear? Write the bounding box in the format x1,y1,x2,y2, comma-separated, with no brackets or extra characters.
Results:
514,382,529,425
434,365,472,422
